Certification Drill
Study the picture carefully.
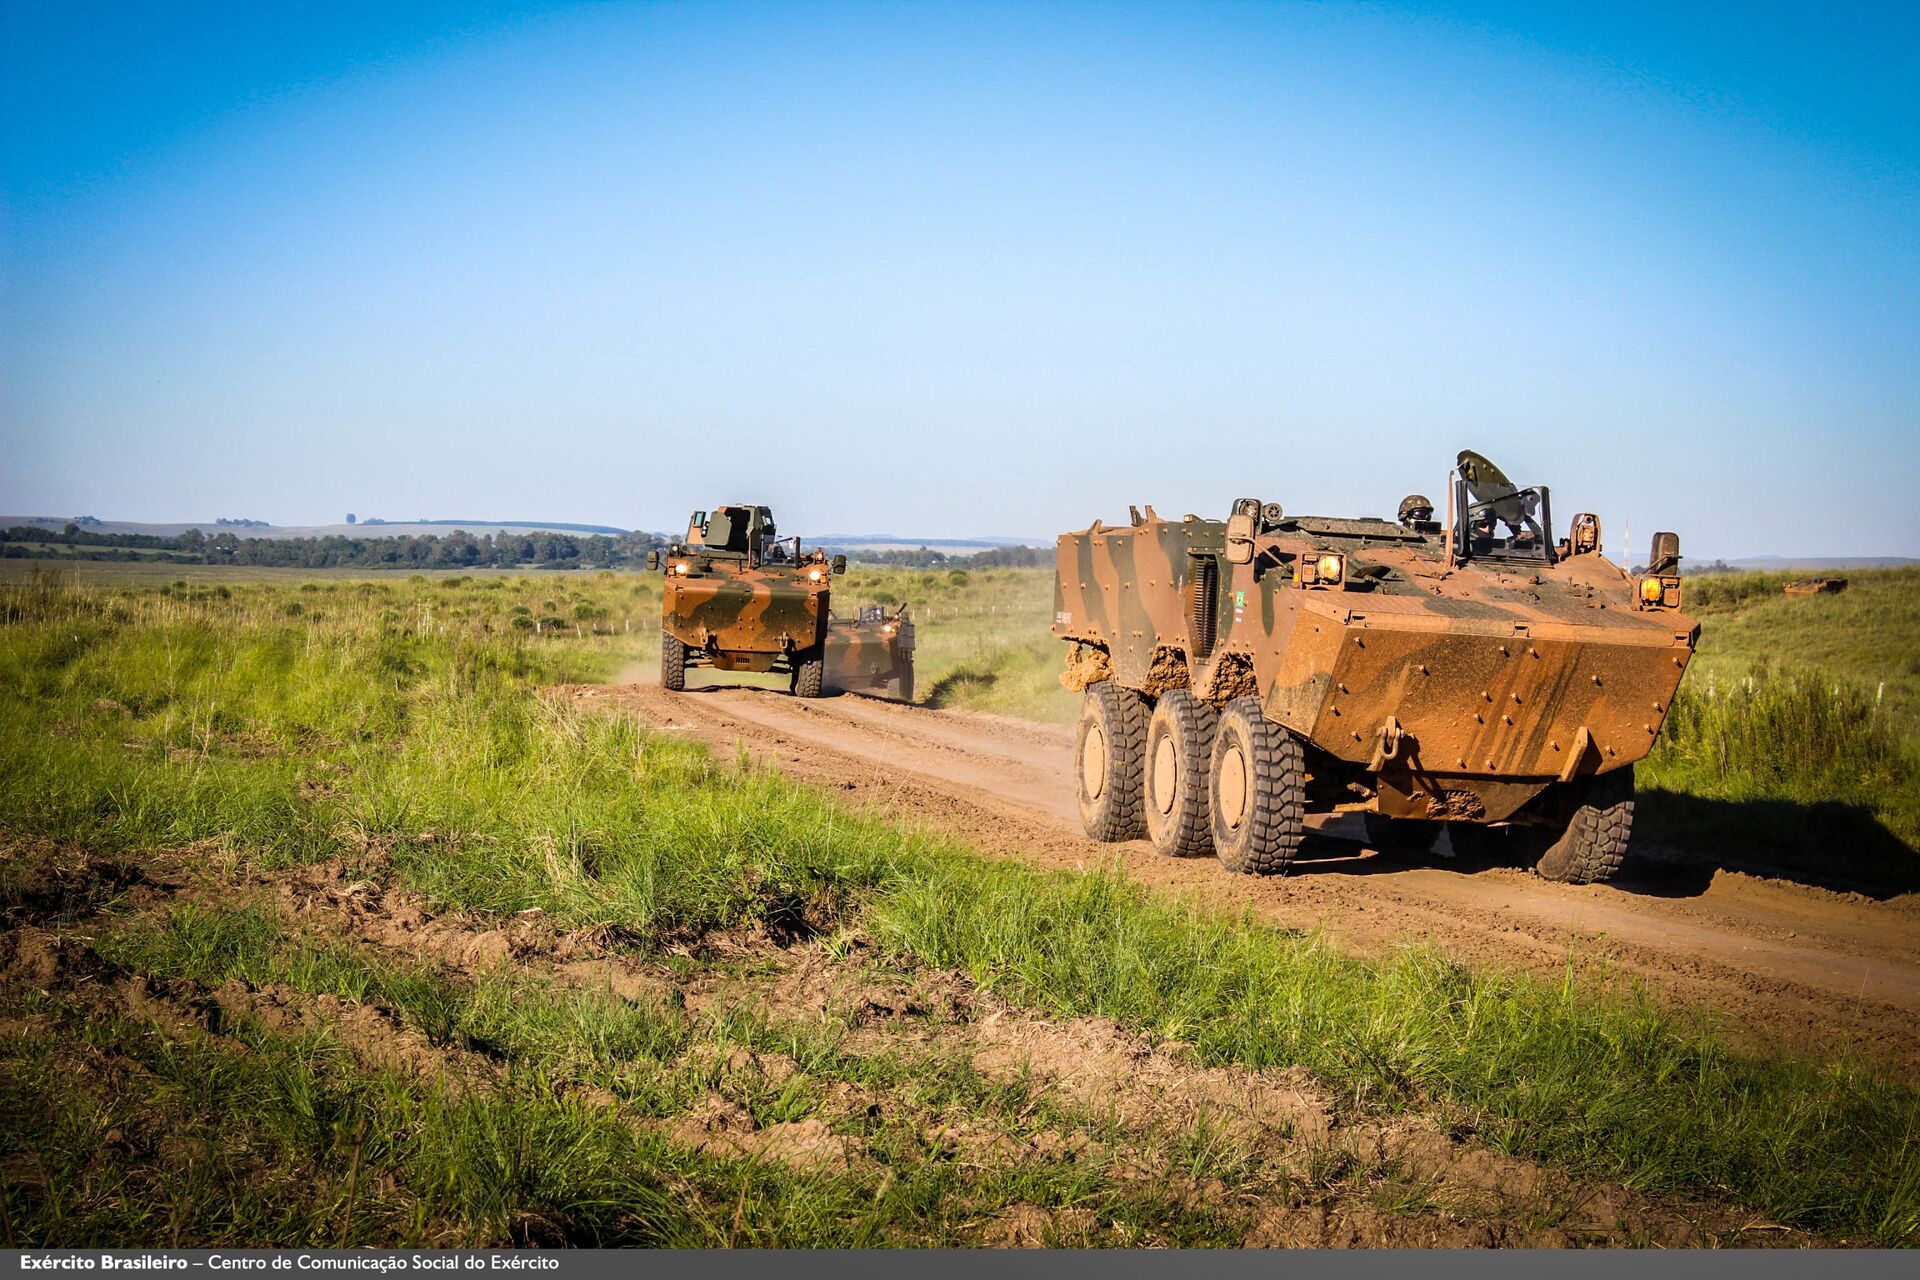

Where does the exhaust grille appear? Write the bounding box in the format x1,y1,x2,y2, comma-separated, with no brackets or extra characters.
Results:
1189,555,1219,662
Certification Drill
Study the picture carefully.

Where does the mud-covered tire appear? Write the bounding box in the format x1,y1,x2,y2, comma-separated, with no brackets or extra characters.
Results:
1208,697,1306,875
894,655,915,705
661,632,687,692
1076,682,1150,842
790,649,825,699
1144,688,1217,858
1533,769,1635,884
1363,813,1438,859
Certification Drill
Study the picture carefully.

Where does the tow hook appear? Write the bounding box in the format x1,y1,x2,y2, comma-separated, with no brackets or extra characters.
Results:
1368,716,1405,771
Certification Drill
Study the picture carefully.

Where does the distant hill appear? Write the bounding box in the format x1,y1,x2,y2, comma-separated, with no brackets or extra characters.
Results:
810,533,1041,549
2,516,628,540
4,517,1055,555
1709,556,1919,571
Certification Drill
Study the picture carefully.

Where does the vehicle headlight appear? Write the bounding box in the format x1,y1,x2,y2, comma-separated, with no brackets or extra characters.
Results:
1640,576,1664,603
808,568,823,582
673,562,690,576
1317,554,1344,584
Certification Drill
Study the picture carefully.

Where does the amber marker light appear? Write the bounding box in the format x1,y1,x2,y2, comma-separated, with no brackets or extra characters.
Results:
1640,576,1664,603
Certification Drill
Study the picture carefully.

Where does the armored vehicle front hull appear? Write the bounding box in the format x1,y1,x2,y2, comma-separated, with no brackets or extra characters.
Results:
662,573,826,670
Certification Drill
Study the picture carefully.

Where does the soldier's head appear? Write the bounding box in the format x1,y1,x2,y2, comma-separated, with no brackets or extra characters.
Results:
1397,494,1435,526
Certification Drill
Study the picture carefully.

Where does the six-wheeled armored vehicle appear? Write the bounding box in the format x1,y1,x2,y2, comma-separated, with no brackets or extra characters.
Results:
651,505,846,696
1053,450,1698,883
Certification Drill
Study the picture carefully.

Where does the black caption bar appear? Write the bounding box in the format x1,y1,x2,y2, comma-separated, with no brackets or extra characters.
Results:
3,1252,1912,1280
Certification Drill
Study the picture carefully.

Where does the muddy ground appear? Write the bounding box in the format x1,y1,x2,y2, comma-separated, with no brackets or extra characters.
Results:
1,837,1829,1246
567,676,1920,1073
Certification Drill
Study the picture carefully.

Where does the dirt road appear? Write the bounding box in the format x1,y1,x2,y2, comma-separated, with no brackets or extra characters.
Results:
570,677,1920,1069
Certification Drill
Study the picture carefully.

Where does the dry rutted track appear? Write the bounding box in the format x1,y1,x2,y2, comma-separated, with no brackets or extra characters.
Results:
571,679,1920,1070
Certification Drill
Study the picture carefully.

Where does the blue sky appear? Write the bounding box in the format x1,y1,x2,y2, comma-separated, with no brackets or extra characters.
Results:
2,1,1915,556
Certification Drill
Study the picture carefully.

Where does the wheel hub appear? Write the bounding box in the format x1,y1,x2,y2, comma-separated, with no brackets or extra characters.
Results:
1217,743,1248,829
1151,735,1178,814
1081,724,1108,799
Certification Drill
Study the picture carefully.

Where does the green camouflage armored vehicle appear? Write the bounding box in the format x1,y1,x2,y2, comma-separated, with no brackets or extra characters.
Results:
1053,450,1697,884
651,505,846,696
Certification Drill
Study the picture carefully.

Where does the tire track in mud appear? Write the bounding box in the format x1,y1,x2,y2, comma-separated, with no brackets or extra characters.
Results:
565,680,1920,1071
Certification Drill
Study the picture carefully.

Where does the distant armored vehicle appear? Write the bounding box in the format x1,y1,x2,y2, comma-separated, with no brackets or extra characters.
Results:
1053,450,1698,884
652,506,845,696
1783,577,1848,596
824,603,917,702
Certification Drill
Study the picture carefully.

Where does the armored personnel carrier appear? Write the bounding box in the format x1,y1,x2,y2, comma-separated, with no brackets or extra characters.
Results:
652,505,846,696
824,603,917,703
1053,450,1697,883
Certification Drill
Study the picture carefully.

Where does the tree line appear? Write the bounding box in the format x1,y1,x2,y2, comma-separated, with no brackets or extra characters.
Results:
2,525,667,570
838,544,1048,568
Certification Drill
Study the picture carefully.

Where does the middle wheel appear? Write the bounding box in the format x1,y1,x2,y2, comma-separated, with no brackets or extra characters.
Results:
1144,688,1218,857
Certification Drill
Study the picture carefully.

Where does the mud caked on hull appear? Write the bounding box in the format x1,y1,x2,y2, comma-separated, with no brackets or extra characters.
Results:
1053,453,1698,883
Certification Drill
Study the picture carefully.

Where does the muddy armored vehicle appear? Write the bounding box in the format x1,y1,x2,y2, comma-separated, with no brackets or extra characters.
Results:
652,505,846,696
1053,450,1697,883
824,603,917,702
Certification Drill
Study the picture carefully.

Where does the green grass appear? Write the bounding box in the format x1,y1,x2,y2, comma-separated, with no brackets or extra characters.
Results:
3,569,1918,1243
833,564,1077,721
1683,567,1920,741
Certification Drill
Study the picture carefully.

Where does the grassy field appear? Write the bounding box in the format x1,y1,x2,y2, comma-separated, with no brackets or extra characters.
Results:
2,566,1917,1246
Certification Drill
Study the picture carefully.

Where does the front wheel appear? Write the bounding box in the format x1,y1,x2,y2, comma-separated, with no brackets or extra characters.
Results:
894,653,915,704
1533,769,1635,884
661,632,687,692
1208,697,1305,875
1076,682,1150,842
790,648,825,698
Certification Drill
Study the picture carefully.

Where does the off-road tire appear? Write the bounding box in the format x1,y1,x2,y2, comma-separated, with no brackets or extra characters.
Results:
1144,688,1218,858
895,655,915,705
1208,697,1306,875
1533,769,1635,884
1363,813,1439,859
661,632,687,692
1076,681,1150,842
790,648,825,699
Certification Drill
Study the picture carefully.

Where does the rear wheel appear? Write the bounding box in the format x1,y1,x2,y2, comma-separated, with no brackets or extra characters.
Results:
791,648,825,698
1446,771,1635,884
661,632,687,692
1144,688,1217,857
1076,681,1149,842
1533,769,1635,884
1208,697,1305,875
1363,813,1439,859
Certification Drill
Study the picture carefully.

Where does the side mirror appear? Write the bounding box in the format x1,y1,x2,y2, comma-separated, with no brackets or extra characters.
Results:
646,550,660,571
1225,512,1256,565
831,554,846,575
1649,531,1680,575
